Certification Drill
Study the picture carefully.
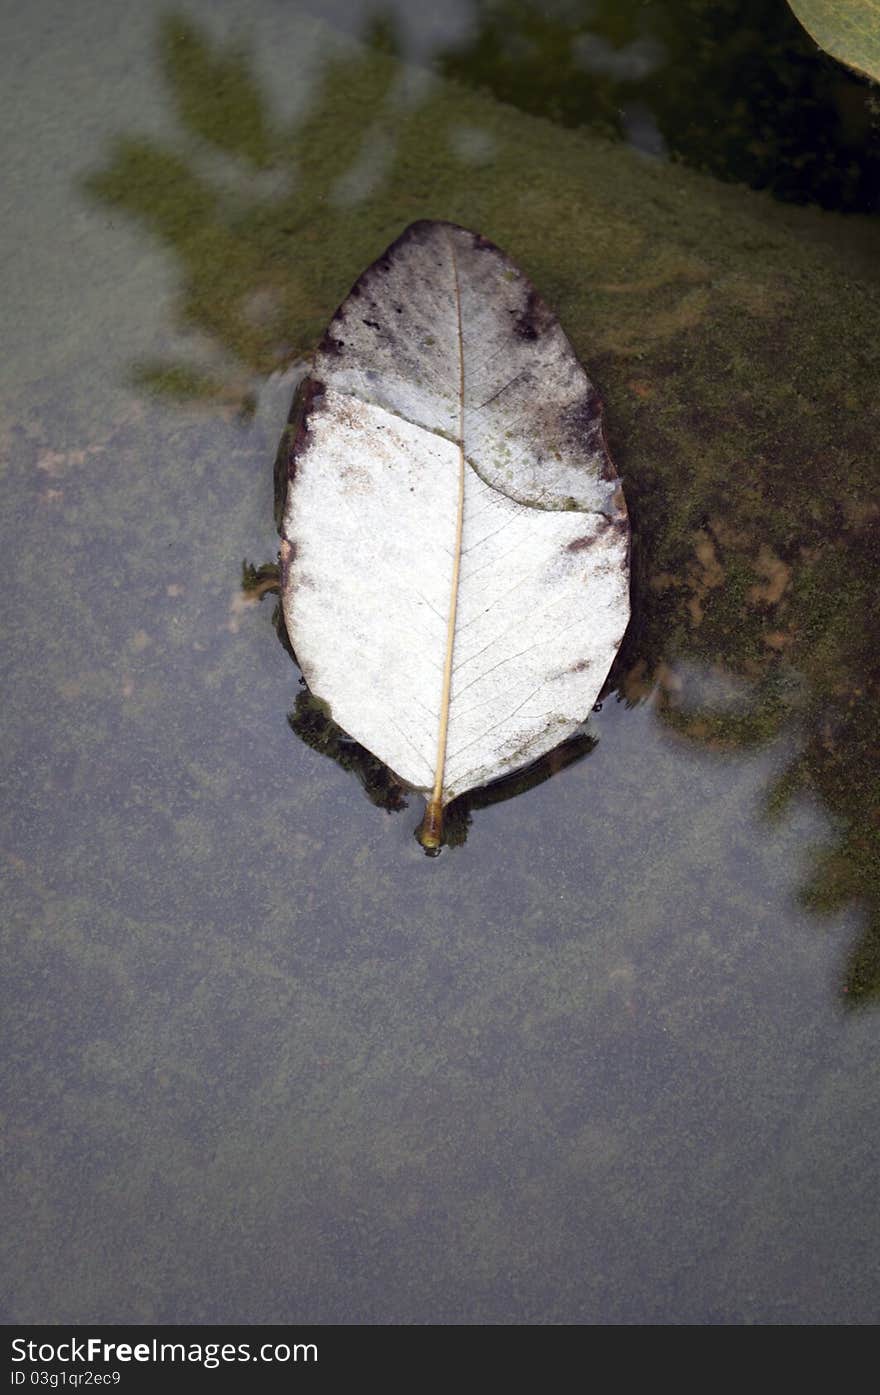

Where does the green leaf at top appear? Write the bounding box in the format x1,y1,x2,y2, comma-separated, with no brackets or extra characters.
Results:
787,0,880,82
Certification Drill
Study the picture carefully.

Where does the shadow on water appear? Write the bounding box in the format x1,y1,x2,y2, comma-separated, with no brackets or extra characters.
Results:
85,12,880,1001
318,0,880,210
435,0,880,211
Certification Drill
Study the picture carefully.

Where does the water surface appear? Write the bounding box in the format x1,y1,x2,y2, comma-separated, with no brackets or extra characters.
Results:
2,0,879,1323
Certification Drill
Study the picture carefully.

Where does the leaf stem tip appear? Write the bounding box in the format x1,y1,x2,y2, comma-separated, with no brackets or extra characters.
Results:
416,797,444,852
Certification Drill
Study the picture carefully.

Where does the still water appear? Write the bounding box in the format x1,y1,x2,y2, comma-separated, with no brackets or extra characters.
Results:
2,0,879,1322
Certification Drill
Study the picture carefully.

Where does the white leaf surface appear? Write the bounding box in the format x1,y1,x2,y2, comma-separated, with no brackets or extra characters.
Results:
279,220,630,845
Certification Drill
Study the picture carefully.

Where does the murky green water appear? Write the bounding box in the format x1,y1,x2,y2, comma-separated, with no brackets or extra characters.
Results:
2,0,879,1323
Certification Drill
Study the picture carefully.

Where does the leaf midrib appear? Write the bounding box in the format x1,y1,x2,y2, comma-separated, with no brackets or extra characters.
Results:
426,232,467,822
